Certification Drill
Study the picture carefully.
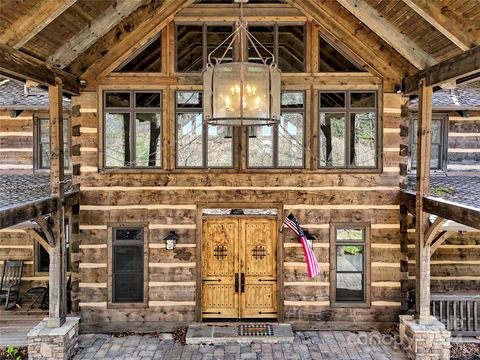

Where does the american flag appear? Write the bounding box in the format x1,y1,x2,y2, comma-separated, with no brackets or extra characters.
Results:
283,213,320,278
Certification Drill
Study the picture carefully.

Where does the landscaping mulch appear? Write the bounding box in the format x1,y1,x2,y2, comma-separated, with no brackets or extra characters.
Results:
172,327,187,345
451,343,480,360
0,347,28,360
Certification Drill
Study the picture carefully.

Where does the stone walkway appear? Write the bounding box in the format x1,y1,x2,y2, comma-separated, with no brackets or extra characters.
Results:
72,331,407,360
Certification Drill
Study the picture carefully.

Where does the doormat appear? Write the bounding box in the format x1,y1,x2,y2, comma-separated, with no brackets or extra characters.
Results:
238,324,274,336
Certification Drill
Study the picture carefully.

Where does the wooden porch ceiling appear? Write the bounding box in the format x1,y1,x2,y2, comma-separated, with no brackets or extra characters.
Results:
0,0,479,90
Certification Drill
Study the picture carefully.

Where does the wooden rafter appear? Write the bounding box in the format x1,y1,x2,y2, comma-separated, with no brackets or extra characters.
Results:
47,0,144,69
80,0,195,85
0,43,79,95
403,46,480,95
401,0,478,51
430,231,454,255
336,0,437,69
0,0,77,49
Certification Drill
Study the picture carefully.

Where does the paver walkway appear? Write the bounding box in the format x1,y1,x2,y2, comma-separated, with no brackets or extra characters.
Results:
73,330,407,360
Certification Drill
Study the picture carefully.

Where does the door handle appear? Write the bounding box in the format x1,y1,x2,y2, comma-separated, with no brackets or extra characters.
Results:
235,273,239,293
241,273,245,293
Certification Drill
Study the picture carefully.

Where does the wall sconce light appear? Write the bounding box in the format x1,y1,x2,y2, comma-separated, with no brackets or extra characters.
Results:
305,231,316,250
163,231,178,250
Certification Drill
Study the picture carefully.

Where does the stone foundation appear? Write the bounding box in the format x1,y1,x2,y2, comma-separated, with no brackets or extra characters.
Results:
27,317,80,360
399,315,450,360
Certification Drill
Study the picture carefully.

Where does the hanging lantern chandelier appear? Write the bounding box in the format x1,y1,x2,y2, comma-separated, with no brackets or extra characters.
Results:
203,0,281,127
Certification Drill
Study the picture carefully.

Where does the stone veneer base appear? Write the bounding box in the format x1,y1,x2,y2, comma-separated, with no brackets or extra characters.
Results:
399,315,450,360
27,317,80,360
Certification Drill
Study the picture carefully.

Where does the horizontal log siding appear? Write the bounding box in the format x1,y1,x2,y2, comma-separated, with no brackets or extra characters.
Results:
0,110,34,170
447,110,480,172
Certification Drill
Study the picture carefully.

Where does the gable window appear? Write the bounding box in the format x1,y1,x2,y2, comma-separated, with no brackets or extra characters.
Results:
36,117,70,170
247,91,305,168
112,227,144,303
115,33,162,72
319,35,366,72
175,91,233,168
330,224,370,306
410,116,447,172
319,91,377,169
103,91,162,168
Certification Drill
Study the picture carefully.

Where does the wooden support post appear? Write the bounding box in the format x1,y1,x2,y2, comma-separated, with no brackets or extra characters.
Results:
415,78,433,325
48,78,67,328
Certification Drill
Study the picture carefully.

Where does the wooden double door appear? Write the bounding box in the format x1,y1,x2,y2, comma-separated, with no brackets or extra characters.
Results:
202,217,277,320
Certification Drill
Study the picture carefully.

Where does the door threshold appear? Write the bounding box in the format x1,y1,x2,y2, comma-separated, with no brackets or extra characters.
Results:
186,323,293,344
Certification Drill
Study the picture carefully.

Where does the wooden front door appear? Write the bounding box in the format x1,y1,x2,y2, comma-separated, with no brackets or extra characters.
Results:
202,217,277,320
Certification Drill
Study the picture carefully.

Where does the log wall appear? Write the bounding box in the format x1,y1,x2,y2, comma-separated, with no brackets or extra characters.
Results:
447,110,480,172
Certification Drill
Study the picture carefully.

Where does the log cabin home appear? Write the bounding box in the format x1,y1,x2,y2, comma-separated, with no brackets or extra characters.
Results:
0,0,479,358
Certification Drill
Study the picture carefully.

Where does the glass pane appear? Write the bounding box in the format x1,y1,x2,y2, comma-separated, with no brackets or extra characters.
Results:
278,112,303,167
207,25,233,62
135,113,162,167
351,93,376,108
320,93,345,108
248,25,274,64
117,36,161,72
336,273,364,302
430,144,441,170
177,92,203,108
40,143,50,169
336,245,364,272
105,92,130,108
350,112,376,167
136,92,161,108
278,25,305,72
37,244,50,272
248,126,274,167
431,119,442,144
336,228,363,242
115,228,143,241
319,37,364,72
105,113,131,167
281,92,304,108
114,273,143,302
114,245,143,272
176,25,203,72
176,112,203,167
207,126,233,167
40,119,50,143
319,113,345,167
64,143,69,168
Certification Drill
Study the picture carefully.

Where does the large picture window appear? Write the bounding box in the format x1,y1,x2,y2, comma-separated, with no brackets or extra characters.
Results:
247,91,305,168
112,227,144,303
319,91,377,169
36,117,70,170
410,116,447,172
175,91,233,168
330,224,370,306
103,91,162,168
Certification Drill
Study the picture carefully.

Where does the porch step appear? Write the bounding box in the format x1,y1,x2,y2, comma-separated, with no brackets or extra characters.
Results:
186,323,294,344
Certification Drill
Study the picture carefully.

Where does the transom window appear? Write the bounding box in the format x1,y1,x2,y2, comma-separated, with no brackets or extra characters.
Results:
37,117,70,170
319,35,366,72
248,91,305,168
103,91,162,168
330,224,370,305
175,91,233,168
115,33,162,72
319,91,377,169
410,116,447,172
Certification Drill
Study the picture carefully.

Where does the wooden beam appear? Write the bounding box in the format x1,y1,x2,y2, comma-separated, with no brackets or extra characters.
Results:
430,231,455,255
0,43,79,95
47,0,144,68
336,0,437,69
403,46,480,94
25,229,51,255
0,0,77,49
415,79,433,325
401,0,478,51
80,0,195,85
425,216,446,247
0,197,58,229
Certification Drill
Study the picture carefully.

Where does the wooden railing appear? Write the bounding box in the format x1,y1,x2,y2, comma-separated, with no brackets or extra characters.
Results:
431,294,480,336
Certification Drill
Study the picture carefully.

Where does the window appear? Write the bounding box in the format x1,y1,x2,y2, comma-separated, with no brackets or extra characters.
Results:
103,91,162,168
175,23,305,73
410,116,447,172
319,36,366,72
35,219,70,273
319,91,377,169
247,91,305,168
112,227,144,303
175,91,233,168
330,224,370,305
37,117,70,170
115,33,162,72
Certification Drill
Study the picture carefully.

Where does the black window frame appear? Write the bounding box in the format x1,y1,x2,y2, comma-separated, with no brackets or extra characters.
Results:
319,90,378,169
35,116,70,171
103,90,163,169
246,90,306,169
175,90,235,169
112,227,145,304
